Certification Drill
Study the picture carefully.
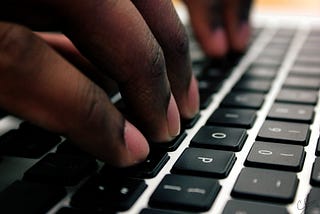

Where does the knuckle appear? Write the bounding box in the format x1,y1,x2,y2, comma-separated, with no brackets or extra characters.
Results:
173,26,190,57
79,83,108,129
148,44,166,79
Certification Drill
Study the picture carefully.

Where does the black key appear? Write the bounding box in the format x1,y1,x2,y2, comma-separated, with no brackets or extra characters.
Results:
290,65,320,77
233,79,272,93
0,109,7,119
140,208,190,214
221,92,265,109
244,66,277,80
257,120,310,145
317,137,320,156
0,180,66,214
172,148,236,178
200,66,228,80
294,57,320,67
276,89,318,105
222,199,288,214
198,79,223,94
150,132,187,152
267,103,314,123
100,151,169,179
245,141,306,171
149,174,220,212
207,108,256,128
71,175,147,212
55,140,95,158
254,55,282,67
232,168,299,203
275,28,296,37
311,157,320,186
283,76,320,90
190,126,247,151
56,207,93,214
0,123,61,158
305,188,320,214
23,153,97,186
181,113,200,129
200,92,213,109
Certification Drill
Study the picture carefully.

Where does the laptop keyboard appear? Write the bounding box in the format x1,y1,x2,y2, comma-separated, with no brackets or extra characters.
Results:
1,24,320,214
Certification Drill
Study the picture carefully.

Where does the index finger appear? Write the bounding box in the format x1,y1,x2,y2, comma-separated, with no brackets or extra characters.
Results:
54,0,181,142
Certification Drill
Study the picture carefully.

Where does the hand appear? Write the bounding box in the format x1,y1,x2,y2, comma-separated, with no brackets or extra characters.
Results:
0,0,199,167
184,0,253,57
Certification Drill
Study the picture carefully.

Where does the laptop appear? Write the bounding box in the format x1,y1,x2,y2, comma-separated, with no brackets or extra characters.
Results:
0,1,320,213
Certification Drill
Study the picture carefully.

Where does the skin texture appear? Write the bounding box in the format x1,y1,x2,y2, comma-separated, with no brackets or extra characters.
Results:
0,0,251,167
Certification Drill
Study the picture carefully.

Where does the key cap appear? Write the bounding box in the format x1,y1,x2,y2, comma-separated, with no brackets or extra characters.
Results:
55,140,95,158
207,108,256,129
290,65,320,77
172,148,236,178
198,79,223,94
150,132,187,152
257,120,310,145
245,141,306,171
0,109,7,119
140,208,191,214
0,124,61,158
199,66,228,81
71,175,147,212
56,207,91,214
232,168,299,203
254,56,282,67
200,92,213,109
100,151,169,179
294,58,320,67
222,199,289,214
190,126,247,151
276,89,318,105
0,180,66,214
233,79,272,93
305,188,320,214
311,157,320,186
243,66,277,80
221,92,265,109
149,174,221,212
267,103,314,123
283,76,320,90
23,153,97,186
181,113,200,129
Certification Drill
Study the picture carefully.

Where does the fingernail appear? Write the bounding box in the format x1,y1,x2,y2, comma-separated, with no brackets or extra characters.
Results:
167,94,180,138
124,121,149,165
186,75,199,118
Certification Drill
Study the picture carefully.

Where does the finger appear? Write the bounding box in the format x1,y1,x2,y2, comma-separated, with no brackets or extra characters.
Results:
53,0,180,142
131,0,199,119
0,22,149,167
185,0,229,57
37,32,119,96
224,0,252,52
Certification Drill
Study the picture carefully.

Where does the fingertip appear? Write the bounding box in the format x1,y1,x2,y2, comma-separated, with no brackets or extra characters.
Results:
123,120,150,166
180,75,199,119
166,94,181,139
201,28,229,58
231,22,251,52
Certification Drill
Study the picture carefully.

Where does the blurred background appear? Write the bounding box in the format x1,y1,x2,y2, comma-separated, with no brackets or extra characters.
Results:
255,0,320,16
173,0,320,16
